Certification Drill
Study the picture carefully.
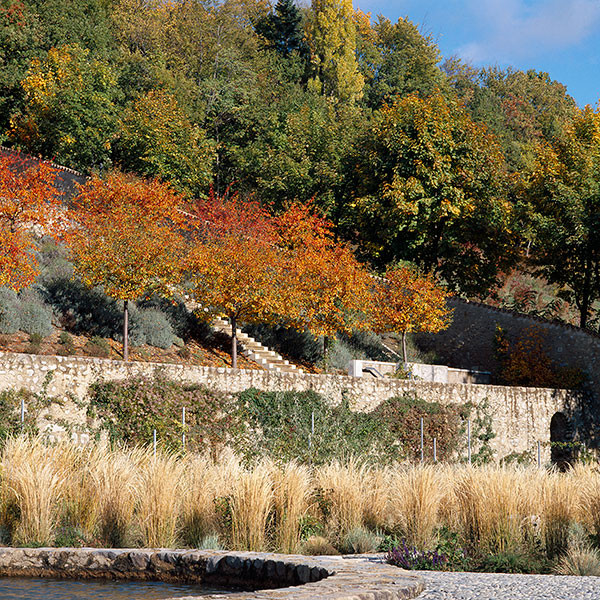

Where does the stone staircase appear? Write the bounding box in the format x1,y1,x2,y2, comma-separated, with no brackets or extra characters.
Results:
211,317,302,374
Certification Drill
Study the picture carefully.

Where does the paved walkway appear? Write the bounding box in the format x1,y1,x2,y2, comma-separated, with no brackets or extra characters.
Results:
416,570,600,599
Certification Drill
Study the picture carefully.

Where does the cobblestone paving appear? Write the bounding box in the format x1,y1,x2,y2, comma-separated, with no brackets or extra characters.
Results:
416,570,600,599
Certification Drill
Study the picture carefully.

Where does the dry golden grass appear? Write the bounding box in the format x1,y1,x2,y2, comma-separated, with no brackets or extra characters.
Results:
1,437,67,545
230,460,272,551
271,461,312,553
90,445,139,547
387,464,446,550
136,449,185,548
2,436,600,562
315,458,370,539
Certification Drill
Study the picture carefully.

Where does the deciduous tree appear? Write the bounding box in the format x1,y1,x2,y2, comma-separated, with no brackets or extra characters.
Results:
522,105,600,329
9,44,120,171
275,203,372,345
370,265,452,363
66,172,185,360
306,0,364,103
115,89,216,197
0,152,59,290
347,92,515,296
186,191,282,368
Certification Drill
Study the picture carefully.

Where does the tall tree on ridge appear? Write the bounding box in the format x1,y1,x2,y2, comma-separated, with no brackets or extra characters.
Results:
306,0,364,103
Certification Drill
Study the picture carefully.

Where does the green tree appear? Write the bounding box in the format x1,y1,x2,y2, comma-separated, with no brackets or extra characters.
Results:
0,1,41,135
9,44,120,171
346,92,516,295
255,0,306,57
365,16,446,108
115,89,216,197
522,106,600,329
306,0,364,103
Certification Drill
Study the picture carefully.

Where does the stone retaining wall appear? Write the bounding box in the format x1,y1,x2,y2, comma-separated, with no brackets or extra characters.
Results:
0,548,423,600
0,351,587,461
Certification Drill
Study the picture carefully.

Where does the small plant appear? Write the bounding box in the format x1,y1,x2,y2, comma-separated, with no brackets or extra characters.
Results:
340,526,383,554
177,345,192,360
301,535,339,556
555,546,600,576
386,540,448,570
84,336,111,358
27,333,43,354
57,332,75,356
197,534,224,550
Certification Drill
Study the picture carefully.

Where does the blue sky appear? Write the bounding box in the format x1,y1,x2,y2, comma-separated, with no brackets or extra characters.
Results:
355,0,600,107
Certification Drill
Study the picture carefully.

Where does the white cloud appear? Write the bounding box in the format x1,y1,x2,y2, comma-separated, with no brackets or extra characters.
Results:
457,0,600,63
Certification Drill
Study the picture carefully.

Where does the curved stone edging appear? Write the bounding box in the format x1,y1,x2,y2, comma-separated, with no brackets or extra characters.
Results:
0,548,423,600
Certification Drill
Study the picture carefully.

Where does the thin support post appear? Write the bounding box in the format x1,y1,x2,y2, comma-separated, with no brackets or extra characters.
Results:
20,396,25,425
433,437,437,463
309,410,315,450
420,417,424,463
153,429,157,457
467,419,472,465
537,441,541,469
182,406,186,451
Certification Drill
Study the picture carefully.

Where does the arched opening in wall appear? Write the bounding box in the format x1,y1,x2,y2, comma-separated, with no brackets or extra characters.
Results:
550,412,573,471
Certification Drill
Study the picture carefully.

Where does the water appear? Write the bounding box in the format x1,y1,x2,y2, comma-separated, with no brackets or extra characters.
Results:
0,577,233,599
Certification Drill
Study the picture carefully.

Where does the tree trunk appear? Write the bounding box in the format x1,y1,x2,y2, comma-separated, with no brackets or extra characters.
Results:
580,250,593,329
401,330,408,364
123,300,129,361
323,335,330,371
231,315,237,369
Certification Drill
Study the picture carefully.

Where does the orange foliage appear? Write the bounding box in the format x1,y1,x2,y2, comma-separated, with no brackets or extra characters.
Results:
186,191,282,367
66,171,186,301
186,197,372,365
0,152,59,290
370,265,453,362
275,203,372,338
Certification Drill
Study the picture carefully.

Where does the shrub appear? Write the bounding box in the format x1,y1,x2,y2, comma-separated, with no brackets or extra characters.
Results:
88,376,243,454
0,389,39,441
57,332,75,356
19,299,53,338
137,294,196,340
0,288,20,334
238,389,400,464
372,395,469,462
41,277,122,337
301,536,339,556
129,308,175,349
340,526,383,554
84,336,111,358
27,333,43,354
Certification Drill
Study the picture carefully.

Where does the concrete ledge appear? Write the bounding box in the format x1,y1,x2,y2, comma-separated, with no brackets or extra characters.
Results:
0,548,424,600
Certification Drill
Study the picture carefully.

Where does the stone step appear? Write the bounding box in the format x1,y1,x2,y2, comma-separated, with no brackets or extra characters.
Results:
209,317,302,373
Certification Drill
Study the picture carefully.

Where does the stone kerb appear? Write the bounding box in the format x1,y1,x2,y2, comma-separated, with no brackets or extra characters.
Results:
0,548,424,600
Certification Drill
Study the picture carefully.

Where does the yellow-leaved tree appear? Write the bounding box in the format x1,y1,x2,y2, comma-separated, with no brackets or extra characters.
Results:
371,265,453,363
66,172,186,360
306,0,365,102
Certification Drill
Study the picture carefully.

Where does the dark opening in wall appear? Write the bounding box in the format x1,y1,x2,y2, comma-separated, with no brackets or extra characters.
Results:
550,411,574,471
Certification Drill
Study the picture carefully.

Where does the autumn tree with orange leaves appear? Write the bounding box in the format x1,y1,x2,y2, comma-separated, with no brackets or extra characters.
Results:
66,172,186,360
0,152,59,290
275,203,372,346
371,265,452,363
186,191,282,369
186,195,372,368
